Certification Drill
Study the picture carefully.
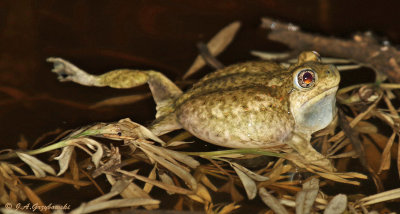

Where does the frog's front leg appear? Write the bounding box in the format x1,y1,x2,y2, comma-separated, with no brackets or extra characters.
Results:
47,57,182,116
286,133,335,171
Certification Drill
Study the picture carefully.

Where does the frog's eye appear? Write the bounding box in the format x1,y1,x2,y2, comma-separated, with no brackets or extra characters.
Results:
295,69,316,89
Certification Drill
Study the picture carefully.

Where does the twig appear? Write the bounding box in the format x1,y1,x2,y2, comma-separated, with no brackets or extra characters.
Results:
261,17,400,83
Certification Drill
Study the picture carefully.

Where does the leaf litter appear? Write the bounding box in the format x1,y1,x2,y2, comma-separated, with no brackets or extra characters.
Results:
0,19,400,214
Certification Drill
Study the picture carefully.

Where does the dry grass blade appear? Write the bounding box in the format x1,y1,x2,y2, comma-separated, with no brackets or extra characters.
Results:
296,178,319,214
313,171,362,185
54,145,74,176
259,187,288,214
143,165,157,193
323,194,347,214
16,152,56,178
358,188,400,206
70,198,160,214
138,142,197,190
117,169,193,195
184,21,241,79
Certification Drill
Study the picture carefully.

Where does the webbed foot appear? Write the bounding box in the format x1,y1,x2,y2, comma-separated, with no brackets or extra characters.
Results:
47,57,97,86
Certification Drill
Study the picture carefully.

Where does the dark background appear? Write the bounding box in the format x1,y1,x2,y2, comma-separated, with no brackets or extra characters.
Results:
2,0,400,147
1,0,400,209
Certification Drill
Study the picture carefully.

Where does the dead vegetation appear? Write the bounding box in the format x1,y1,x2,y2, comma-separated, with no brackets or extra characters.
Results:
1,19,400,214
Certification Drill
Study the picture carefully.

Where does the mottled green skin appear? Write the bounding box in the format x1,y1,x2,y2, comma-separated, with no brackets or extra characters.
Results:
174,61,295,148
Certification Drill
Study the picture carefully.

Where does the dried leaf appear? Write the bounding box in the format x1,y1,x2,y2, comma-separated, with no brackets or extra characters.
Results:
117,169,193,195
17,135,28,150
92,146,121,178
158,172,175,195
0,162,26,179
200,174,218,192
22,184,50,214
54,146,74,176
296,178,319,214
361,135,383,173
161,148,200,169
16,152,56,177
232,164,257,200
398,138,400,179
106,175,158,210
353,120,378,133
90,179,131,204
324,194,347,214
217,202,241,214
166,141,194,147
259,187,288,214
0,179,11,205
188,184,211,204
85,139,103,168
69,150,80,189
231,162,269,181
183,21,241,79
139,143,197,190
4,162,27,176
369,133,397,158
70,198,160,214
378,132,396,173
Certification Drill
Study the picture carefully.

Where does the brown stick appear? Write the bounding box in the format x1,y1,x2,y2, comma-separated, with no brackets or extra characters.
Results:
261,17,400,83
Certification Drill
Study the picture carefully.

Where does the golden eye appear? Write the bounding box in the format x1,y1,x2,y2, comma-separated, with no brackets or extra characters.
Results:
296,69,316,88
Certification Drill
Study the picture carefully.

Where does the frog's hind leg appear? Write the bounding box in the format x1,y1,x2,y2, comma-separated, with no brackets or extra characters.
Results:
47,57,182,118
148,113,182,136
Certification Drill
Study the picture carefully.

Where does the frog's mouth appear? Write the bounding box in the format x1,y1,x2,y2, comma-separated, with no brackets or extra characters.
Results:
295,86,339,132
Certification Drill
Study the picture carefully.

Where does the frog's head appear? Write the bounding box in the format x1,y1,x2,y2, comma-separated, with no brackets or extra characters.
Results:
288,51,341,134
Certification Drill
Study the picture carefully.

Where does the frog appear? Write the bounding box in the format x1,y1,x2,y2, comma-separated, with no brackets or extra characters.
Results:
47,51,340,171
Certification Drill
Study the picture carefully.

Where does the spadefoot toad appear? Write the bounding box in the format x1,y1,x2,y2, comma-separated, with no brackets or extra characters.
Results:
48,51,340,171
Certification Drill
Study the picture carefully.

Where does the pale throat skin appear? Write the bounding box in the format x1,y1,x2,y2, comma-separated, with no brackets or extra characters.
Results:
48,51,341,171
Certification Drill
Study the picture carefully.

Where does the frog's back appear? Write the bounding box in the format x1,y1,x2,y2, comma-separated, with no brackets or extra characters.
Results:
175,61,287,106
174,61,295,148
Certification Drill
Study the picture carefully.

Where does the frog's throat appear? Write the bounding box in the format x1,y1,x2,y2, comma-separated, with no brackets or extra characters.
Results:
294,86,339,133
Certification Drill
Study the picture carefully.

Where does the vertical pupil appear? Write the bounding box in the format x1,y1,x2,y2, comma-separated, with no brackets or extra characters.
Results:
303,72,313,84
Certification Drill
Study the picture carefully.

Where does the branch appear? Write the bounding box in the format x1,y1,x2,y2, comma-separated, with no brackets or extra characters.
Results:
261,17,400,83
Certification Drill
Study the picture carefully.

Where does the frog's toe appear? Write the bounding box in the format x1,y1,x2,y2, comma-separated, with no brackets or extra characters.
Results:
47,57,96,85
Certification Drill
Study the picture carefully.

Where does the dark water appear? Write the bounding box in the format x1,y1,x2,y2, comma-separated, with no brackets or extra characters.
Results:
1,0,400,212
